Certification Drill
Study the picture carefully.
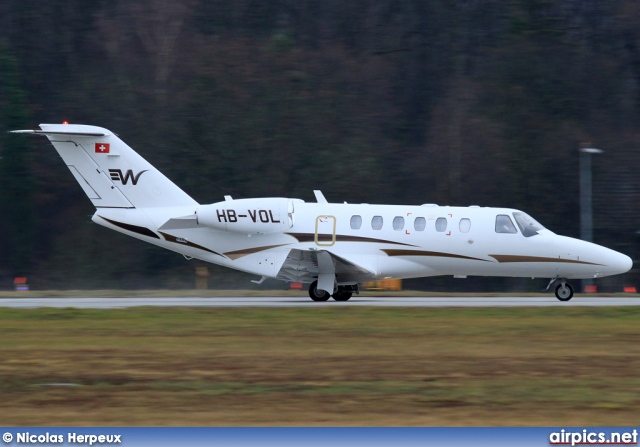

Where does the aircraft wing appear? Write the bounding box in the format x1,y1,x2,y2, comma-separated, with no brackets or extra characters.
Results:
276,249,376,284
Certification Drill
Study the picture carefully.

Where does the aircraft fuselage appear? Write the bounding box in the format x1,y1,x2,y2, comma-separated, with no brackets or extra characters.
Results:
94,199,632,288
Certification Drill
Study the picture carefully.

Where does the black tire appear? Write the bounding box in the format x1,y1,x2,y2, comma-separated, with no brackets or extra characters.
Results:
555,283,574,301
332,290,352,301
309,280,330,301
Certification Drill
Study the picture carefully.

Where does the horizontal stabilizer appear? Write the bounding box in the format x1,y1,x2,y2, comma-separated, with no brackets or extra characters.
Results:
11,129,107,137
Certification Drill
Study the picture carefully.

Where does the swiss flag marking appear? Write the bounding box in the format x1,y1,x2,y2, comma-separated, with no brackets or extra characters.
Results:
95,143,110,153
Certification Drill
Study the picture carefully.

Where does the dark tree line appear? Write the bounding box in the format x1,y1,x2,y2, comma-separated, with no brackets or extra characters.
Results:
1,0,639,290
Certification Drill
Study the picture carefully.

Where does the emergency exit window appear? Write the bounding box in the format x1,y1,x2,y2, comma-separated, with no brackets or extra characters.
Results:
414,217,426,231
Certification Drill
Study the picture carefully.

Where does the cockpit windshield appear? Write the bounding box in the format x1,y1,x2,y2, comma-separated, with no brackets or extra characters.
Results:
512,212,545,237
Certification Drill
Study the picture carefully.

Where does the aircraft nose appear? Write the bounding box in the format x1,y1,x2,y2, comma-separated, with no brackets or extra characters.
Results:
598,245,633,276
558,236,633,277
610,252,633,275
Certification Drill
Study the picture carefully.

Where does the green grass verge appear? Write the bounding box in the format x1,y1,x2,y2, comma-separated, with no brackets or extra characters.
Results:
0,306,639,425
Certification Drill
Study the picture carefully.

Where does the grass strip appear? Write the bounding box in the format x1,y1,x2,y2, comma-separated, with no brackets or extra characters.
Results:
0,307,638,425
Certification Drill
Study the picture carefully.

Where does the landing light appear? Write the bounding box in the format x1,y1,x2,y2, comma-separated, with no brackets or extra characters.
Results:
62,121,69,125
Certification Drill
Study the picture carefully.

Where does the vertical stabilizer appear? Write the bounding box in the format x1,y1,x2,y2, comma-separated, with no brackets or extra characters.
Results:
12,124,198,209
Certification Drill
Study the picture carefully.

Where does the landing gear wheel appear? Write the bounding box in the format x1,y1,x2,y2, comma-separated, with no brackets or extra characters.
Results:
332,290,352,301
309,280,330,302
555,283,574,301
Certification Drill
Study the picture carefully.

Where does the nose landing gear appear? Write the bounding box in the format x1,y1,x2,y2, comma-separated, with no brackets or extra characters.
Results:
554,282,574,301
547,278,574,301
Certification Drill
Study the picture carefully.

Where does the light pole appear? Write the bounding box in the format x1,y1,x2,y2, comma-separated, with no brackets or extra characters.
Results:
579,146,603,291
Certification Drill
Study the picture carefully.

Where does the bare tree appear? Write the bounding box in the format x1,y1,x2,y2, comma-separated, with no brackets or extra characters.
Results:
130,0,192,107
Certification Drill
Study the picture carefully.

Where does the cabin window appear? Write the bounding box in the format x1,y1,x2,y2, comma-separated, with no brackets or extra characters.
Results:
371,215,383,230
414,217,426,231
459,218,471,233
435,217,447,232
350,215,362,230
495,215,517,234
393,216,404,231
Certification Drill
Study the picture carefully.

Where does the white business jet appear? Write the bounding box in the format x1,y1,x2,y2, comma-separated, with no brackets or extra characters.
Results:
12,124,632,301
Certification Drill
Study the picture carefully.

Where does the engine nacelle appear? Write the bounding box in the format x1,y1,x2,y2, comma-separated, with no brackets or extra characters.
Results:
196,198,292,234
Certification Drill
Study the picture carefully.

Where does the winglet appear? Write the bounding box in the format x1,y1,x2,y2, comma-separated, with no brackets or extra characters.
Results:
313,190,328,203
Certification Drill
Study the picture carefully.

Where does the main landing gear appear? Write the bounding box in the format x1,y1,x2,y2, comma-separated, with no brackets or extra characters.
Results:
549,279,574,301
308,280,358,302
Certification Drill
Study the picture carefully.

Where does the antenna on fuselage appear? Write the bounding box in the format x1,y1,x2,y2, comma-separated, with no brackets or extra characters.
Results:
314,190,328,203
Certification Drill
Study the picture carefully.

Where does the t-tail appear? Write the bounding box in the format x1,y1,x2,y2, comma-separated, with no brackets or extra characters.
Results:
11,124,197,209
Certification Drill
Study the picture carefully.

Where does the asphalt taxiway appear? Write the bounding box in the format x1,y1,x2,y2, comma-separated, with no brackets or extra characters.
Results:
0,296,639,309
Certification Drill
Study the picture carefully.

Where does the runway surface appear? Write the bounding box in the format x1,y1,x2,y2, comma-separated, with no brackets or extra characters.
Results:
0,296,639,308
